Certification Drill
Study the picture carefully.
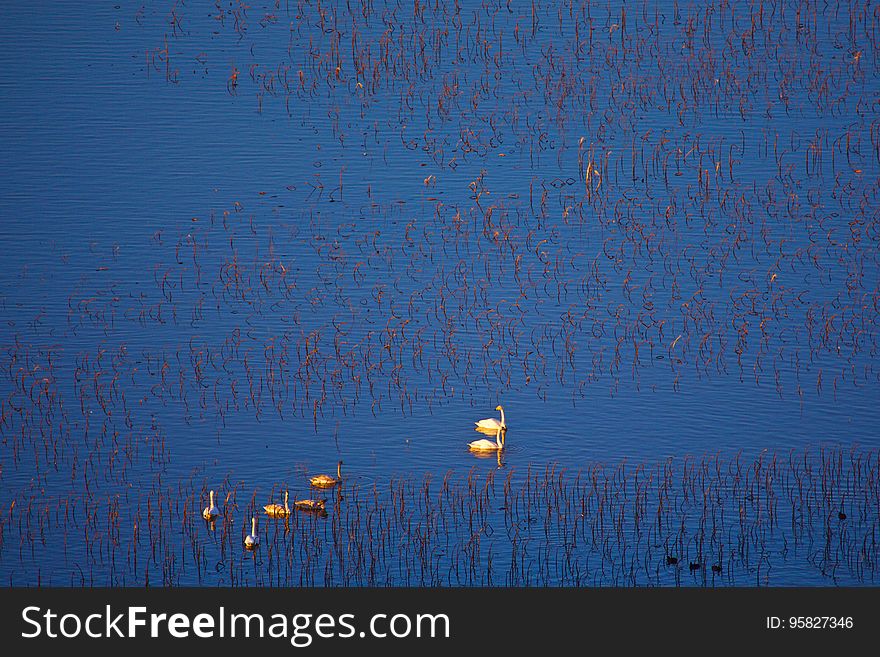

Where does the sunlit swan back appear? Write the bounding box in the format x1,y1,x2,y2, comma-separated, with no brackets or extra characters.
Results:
310,461,343,488
264,491,290,518
469,426,505,452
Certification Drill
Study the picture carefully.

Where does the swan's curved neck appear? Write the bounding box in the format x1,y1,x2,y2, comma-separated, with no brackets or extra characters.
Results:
209,490,214,505
251,517,257,534
284,491,289,509
499,407,506,426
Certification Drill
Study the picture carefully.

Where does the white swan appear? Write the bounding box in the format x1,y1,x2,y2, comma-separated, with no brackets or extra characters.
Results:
469,426,505,452
475,405,506,431
264,491,290,518
244,516,259,549
202,490,219,520
310,461,343,488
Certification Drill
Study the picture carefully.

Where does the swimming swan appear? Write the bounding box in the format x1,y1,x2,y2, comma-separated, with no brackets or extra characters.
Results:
475,405,506,431
202,490,219,521
294,497,327,511
469,426,505,452
244,516,259,549
264,491,290,518
310,461,343,488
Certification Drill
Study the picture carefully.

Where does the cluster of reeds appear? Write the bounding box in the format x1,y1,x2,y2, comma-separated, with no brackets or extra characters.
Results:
1,448,877,586
0,0,877,587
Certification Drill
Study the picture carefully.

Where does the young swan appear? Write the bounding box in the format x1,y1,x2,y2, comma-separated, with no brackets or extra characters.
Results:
310,461,343,488
294,497,327,512
264,491,290,518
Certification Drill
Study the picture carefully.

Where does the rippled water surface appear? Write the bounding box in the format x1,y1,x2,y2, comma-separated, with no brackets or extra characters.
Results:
0,1,878,586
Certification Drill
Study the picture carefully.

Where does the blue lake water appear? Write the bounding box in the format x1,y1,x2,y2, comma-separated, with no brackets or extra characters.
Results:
0,0,878,586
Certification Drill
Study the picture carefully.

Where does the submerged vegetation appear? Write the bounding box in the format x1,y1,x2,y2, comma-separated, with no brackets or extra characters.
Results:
3,447,878,586
0,0,878,586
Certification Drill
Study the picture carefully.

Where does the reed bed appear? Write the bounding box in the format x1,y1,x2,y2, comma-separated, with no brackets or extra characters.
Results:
1,0,878,587
1,447,877,586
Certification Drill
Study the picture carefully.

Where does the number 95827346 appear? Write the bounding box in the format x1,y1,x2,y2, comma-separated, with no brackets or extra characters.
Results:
788,617,853,629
